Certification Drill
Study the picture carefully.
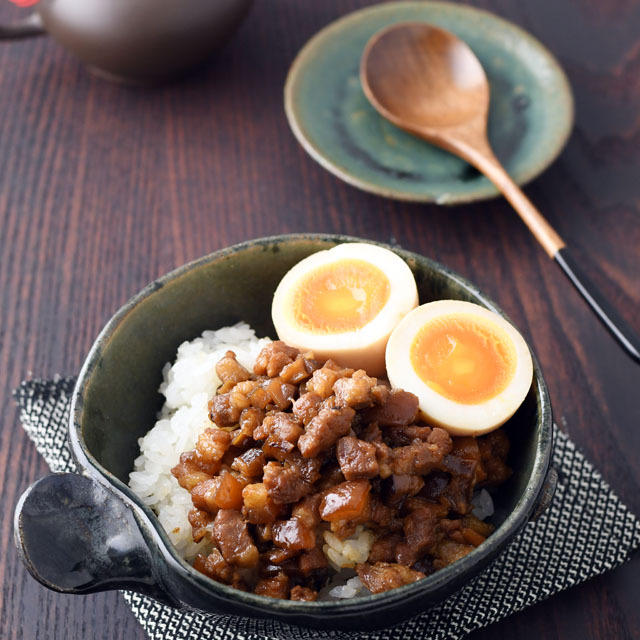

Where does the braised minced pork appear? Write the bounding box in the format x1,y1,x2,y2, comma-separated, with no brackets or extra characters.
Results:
172,341,511,600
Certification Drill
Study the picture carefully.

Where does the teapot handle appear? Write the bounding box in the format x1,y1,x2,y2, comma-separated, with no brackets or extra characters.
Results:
0,12,45,39
14,472,176,606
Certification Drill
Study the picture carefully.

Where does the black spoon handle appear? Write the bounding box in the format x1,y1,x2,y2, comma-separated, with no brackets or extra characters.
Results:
555,247,640,364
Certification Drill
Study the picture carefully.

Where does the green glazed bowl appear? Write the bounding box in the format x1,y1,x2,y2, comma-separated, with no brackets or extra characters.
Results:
14,234,553,634
285,1,574,204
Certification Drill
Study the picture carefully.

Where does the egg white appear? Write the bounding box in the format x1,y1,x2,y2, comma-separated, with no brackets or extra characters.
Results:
385,300,533,435
272,243,418,376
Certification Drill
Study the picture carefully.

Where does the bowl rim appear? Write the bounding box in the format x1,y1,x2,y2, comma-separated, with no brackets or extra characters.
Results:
70,232,552,618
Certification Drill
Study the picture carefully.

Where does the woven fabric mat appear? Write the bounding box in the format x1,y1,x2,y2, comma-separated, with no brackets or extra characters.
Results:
14,377,640,640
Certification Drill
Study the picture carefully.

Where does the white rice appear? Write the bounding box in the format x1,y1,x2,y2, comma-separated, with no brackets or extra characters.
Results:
329,576,367,599
128,323,270,560
323,526,375,571
471,488,495,521
314,568,368,600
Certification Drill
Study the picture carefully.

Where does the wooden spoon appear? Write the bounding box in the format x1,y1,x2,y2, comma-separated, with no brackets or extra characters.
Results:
361,22,640,364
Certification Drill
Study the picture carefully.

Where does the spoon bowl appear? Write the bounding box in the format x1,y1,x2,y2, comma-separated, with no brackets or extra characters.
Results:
362,23,489,131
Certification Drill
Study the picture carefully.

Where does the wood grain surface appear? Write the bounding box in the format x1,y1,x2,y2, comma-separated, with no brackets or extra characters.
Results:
1,1,639,638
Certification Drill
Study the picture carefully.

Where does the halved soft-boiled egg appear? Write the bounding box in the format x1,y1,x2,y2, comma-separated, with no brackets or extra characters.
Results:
272,243,418,376
385,300,533,435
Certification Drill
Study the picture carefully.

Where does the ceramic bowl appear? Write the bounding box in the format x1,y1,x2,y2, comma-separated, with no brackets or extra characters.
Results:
14,234,554,633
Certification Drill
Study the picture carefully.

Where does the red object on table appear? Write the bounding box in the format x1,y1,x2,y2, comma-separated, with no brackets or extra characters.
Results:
7,0,39,7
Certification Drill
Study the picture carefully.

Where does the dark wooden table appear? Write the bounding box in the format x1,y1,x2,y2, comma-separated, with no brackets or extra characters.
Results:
1,1,639,638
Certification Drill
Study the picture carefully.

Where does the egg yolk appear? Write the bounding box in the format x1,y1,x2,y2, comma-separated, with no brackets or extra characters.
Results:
410,314,517,405
292,259,391,334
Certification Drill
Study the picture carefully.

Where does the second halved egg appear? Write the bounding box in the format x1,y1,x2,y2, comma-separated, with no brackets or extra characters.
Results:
385,300,533,435
271,243,418,376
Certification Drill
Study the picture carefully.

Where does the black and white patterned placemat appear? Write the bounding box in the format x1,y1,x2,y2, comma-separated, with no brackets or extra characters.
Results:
14,377,640,640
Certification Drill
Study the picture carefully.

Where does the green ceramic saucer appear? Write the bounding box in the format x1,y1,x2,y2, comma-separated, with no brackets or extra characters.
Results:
284,1,574,204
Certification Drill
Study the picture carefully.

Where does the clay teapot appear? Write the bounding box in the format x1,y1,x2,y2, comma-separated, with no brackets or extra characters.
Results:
1,0,253,83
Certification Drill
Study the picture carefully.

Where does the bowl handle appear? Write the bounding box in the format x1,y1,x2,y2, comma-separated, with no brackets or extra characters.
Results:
14,472,177,606
0,12,45,40
530,466,558,522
